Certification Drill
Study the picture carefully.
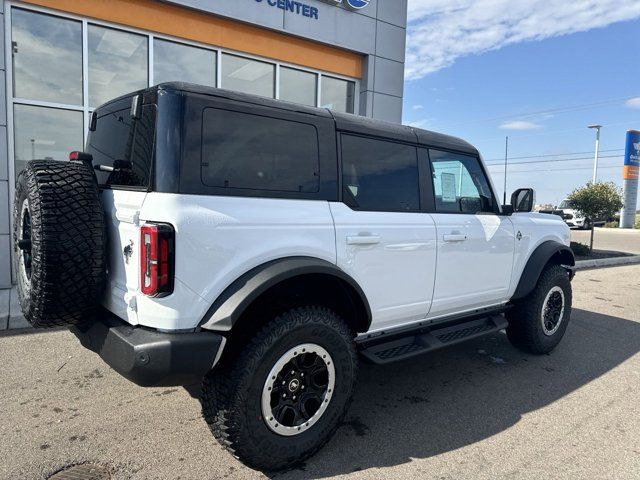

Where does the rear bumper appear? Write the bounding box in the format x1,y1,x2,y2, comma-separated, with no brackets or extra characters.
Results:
71,311,224,387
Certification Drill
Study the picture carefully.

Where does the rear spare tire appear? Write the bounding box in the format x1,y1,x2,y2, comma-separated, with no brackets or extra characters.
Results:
12,159,106,328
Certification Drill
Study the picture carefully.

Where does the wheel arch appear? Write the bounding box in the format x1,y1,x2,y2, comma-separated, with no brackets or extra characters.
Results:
199,256,372,334
511,241,575,301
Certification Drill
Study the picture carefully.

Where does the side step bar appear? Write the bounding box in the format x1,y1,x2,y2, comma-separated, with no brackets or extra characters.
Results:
359,315,508,365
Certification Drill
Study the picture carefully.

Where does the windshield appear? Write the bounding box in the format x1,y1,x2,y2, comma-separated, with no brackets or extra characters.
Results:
558,200,573,209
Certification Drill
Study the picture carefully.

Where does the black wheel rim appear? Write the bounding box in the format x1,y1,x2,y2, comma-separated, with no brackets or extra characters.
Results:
262,344,334,436
542,287,565,336
18,200,33,284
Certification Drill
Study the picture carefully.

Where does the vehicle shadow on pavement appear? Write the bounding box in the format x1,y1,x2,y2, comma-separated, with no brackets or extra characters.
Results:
274,308,640,479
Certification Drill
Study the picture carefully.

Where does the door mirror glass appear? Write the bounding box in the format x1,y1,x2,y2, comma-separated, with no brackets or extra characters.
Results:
511,188,535,212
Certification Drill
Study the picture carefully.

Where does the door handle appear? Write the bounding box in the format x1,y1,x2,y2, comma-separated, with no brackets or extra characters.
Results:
443,234,468,242
346,235,381,245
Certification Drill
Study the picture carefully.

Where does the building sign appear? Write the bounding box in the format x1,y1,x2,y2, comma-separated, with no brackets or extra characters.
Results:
328,0,371,9
620,129,640,228
255,0,370,20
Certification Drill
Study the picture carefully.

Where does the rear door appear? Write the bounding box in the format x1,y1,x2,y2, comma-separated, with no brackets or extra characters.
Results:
425,149,515,318
331,134,437,332
86,99,156,323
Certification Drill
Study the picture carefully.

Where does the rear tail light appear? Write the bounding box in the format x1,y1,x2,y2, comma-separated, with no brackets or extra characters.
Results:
140,223,175,297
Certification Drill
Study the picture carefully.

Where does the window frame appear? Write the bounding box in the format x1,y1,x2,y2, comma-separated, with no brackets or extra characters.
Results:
424,147,500,215
338,132,431,214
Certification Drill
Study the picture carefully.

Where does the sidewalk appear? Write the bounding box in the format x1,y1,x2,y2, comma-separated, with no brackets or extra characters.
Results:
0,287,31,331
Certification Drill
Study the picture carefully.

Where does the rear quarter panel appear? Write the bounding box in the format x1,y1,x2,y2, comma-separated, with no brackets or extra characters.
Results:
137,193,337,330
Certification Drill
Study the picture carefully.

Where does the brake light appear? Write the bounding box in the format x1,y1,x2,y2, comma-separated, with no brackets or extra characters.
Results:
140,223,175,297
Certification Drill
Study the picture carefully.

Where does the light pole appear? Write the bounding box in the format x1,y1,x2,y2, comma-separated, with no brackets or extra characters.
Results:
588,124,602,183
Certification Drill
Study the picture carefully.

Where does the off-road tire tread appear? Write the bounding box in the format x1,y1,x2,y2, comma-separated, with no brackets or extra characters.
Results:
506,264,571,354
201,306,357,471
13,159,105,328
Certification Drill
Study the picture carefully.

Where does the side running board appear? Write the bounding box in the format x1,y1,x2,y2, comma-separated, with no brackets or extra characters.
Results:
359,315,508,365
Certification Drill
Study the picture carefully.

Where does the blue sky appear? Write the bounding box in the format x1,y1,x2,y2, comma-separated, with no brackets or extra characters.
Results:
403,1,640,207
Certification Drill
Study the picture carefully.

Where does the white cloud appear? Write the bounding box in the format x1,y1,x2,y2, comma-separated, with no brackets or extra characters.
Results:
412,104,424,110
406,118,432,129
625,97,640,109
406,0,640,80
499,120,542,130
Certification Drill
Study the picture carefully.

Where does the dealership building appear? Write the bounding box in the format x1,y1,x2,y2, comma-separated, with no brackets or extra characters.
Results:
0,0,409,288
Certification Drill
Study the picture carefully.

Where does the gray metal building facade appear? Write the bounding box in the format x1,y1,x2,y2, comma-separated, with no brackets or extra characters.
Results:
0,0,408,288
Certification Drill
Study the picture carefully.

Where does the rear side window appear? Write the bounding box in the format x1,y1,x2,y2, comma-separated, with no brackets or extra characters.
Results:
201,108,320,193
429,150,495,214
341,135,420,212
87,104,156,189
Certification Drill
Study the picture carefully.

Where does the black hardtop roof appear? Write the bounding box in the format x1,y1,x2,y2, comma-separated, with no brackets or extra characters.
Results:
102,82,478,155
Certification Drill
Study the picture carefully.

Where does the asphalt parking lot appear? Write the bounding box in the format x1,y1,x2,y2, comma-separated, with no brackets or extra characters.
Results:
1,264,639,480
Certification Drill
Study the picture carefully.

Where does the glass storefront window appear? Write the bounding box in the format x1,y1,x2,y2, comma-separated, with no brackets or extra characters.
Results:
279,67,317,107
221,54,275,98
8,5,360,190
321,76,355,114
13,105,83,177
12,9,82,105
154,39,216,86
88,25,148,108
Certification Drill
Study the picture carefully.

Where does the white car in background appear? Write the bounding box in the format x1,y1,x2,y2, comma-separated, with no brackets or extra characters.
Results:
557,199,592,230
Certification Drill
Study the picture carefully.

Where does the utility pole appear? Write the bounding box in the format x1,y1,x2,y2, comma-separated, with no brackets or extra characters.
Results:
588,124,602,183
503,136,509,205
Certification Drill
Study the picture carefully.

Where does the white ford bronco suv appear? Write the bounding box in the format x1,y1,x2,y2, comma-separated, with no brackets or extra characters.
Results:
13,83,574,471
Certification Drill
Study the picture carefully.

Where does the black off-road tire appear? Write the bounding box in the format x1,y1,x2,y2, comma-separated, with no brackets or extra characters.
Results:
506,264,572,354
201,306,358,471
12,159,106,328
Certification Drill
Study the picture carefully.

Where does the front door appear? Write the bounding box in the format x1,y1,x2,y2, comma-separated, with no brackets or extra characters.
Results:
426,149,515,318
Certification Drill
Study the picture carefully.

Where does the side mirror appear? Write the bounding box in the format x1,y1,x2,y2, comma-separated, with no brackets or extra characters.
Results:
511,188,536,212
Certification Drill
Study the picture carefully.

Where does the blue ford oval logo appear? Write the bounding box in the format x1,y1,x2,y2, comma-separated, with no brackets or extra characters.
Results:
346,0,370,8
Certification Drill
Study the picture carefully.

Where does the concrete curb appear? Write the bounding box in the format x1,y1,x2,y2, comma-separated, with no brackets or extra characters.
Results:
574,255,640,270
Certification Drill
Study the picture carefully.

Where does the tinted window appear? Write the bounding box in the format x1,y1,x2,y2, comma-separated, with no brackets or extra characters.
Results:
341,135,419,212
201,109,320,193
430,150,495,213
87,104,156,189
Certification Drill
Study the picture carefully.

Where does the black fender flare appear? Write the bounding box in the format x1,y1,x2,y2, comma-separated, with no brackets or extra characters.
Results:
198,256,372,332
511,241,575,301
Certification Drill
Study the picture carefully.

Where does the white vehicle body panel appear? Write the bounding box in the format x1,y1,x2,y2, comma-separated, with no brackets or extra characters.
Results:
330,202,437,332
506,212,571,298
102,189,147,325
101,193,337,331
100,191,570,333
427,213,515,318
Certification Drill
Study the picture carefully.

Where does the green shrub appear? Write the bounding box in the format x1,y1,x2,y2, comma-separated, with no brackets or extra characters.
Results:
603,221,619,228
636,216,640,229
570,242,590,256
